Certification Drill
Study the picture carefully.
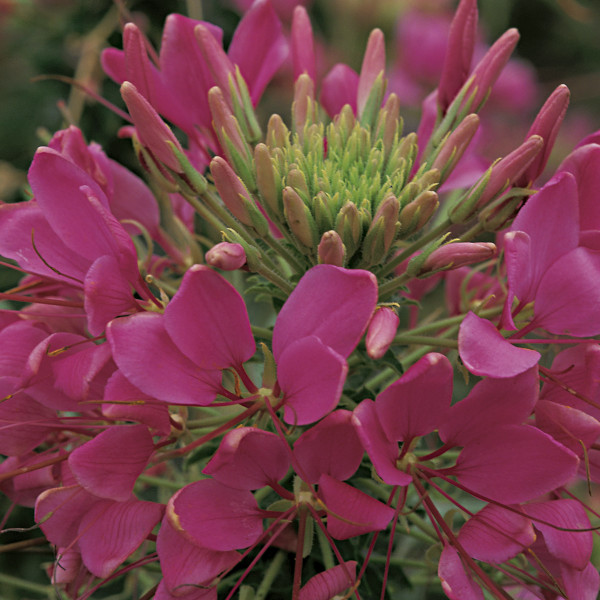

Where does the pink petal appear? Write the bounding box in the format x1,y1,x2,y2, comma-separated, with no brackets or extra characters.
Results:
318,474,394,540
376,353,453,441
458,504,535,563
170,479,263,551
293,410,363,484
299,561,357,600
108,312,221,406
203,427,290,489
155,580,217,600
352,399,411,486
291,6,316,81
561,561,600,600
78,498,164,577
439,367,538,447
228,0,288,104
278,336,347,425
458,312,540,377
534,246,600,336
357,29,385,117
68,424,154,501
438,544,484,600
524,499,593,570
157,515,239,595
84,254,138,335
452,424,579,504
103,370,172,436
535,400,600,456
164,265,255,370
272,265,377,361
35,485,98,548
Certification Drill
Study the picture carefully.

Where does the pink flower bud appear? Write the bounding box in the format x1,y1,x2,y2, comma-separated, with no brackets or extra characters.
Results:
422,242,497,273
438,0,478,112
210,156,253,225
205,242,247,271
477,135,543,207
318,230,345,266
357,28,385,118
291,5,316,81
432,113,480,179
515,84,570,187
120,82,184,173
461,28,520,112
366,307,399,359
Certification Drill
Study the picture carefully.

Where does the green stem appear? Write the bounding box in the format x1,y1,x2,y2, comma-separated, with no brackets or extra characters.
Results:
0,572,53,597
377,272,412,300
262,234,307,274
255,550,287,600
456,220,485,243
316,523,335,570
251,325,273,340
394,335,458,349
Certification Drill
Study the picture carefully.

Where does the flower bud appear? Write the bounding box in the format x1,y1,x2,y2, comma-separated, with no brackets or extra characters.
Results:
211,156,269,236
515,84,570,187
362,195,400,265
335,202,362,259
399,190,439,236
292,73,317,143
205,242,246,271
421,242,496,274
431,114,479,181
318,230,345,267
208,87,255,190
254,143,282,217
283,186,318,250
358,28,386,124
366,307,399,359
121,82,184,173
291,6,316,81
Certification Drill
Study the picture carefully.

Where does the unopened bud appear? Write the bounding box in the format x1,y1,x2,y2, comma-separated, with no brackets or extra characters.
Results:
292,74,317,143
374,93,401,158
515,84,570,187
255,143,281,216
291,6,316,81
357,28,386,125
364,195,400,261
335,202,362,259
318,230,345,266
366,307,400,359
399,190,439,236
266,113,289,150
205,242,246,270
121,82,184,173
211,156,269,236
208,87,255,190
421,242,496,273
431,114,479,181
283,186,318,250
286,168,310,202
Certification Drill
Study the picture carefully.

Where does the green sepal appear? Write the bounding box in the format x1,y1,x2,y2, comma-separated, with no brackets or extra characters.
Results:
260,342,277,389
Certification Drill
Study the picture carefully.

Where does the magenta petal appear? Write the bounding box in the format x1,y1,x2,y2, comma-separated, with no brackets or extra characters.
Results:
171,479,263,551
103,370,171,436
78,498,164,577
439,367,539,447
278,336,347,425
535,400,600,456
438,544,484,600
318,474,394,540
69,424,154,501
108,312,221,406
352,399,411,486
155,581,217,600
525,499,593,570
458,504,535,563
376,353,453,441
203,427,290,489
35,485,98,548
273,265,377,361
228,0,288,104
534,246,600,336
293,410,363,484
458,312,540,377
320,63,359,117
453,424,579,504
165,265,255,370
561,562,600,600
157,515,239,594
299,561,357,600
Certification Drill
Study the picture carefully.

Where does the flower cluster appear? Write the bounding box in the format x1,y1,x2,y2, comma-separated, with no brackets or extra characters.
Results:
1,1,600,599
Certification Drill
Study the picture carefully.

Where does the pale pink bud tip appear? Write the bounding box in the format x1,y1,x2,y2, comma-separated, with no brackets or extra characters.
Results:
318,230,345,267
205,243,247,271
423,242,497,273
366,307,399,360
